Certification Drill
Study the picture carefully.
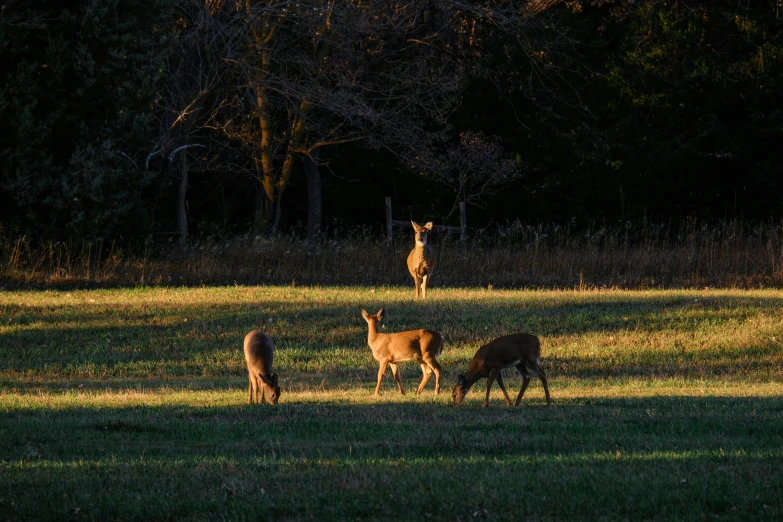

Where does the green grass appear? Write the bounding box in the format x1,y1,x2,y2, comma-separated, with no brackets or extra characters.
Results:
1,286,782,520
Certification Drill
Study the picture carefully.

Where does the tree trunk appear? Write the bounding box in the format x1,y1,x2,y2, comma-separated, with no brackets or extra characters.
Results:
303,111,333,241
303,151,322,241
252,160,280,236
270,194,282,236
177,148,189,245
253,180,266,235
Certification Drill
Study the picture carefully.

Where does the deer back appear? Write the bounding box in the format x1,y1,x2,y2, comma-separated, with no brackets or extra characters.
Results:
370,328,442,362
243,330,275,376
468,333,541,374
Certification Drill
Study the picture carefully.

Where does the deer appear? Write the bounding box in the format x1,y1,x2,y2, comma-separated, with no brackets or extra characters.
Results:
452,333,551,408
407,221,436,299
361,308,444,396
243,330,281,405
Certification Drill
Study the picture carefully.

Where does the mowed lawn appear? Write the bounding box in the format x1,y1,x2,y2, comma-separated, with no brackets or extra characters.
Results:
1,286,782,521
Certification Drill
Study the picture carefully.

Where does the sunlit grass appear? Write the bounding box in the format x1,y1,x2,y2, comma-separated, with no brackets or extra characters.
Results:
2,380,783,412
2,286,782,383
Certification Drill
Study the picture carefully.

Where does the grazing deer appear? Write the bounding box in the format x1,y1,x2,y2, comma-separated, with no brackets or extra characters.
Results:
243,330,281,405
361,308,444,395
407,221,436,299
452,333,551,408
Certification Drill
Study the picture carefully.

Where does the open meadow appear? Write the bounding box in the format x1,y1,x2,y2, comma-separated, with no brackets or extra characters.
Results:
1,286,782,521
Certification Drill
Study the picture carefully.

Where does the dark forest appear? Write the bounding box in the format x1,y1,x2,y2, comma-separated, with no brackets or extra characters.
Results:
1,0,781,243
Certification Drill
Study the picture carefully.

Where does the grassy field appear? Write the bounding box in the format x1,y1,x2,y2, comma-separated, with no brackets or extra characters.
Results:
1,286,782,520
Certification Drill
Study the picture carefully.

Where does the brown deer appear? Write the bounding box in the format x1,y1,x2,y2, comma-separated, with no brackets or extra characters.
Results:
361,308,444,395
452,333,551,408
407,221,436,299
243,330,281,405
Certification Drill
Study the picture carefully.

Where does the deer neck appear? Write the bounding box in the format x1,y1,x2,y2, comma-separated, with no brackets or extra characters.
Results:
366,321,382,347
462,371,482,389
462,365,486,390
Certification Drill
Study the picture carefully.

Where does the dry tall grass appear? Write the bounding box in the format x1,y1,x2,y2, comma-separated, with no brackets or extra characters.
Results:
3,219,783,289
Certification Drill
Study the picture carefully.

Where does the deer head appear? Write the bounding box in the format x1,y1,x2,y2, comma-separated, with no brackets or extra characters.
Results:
258,372,280,404
452,373,470,406
361,308,385,323
411,221,433,247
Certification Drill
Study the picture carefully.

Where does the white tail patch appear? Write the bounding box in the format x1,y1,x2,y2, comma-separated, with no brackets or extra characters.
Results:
530,357,542,378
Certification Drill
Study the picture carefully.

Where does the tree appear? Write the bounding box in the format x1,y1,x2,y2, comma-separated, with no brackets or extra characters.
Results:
420,131,526,222
596,0,783,220
148,0,238,244
207,0,556,237
0,0,174,238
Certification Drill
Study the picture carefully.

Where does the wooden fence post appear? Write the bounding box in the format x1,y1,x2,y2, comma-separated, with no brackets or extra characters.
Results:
385,196,393,244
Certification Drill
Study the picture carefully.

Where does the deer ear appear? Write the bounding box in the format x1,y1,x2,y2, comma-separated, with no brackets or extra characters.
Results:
423,222,433,230
259,373,272,386
411,220,420,230
377,308,384,320
361,309,369,319
271,373,279,386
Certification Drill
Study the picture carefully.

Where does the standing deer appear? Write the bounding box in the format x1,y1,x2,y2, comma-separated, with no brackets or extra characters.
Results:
243,330,281,405
452,333,551,408
407,221,436,299
361,308,444,395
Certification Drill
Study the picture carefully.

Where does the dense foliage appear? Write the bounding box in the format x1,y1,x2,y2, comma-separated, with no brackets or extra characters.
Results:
1,0,780,241
0,0,174,238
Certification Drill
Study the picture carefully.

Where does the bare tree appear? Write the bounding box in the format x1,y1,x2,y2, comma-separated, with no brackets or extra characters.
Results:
148,0,242,244
207,0,548,236
150,1,570,238
421,131,526,221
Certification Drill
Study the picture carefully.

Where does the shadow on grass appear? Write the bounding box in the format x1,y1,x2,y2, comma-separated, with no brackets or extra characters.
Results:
3,394,782,458
2,393,782,521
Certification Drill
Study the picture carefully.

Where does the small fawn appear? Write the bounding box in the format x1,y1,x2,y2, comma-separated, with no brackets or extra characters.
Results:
407,221,436,299
361,308,444,395
452,333,551,407
243,330,281,405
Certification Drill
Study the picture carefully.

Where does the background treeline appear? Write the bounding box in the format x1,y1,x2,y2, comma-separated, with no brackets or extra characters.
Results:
1,0,781,244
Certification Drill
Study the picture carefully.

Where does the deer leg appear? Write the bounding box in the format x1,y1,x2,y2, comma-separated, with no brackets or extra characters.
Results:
514,365,532,406
495,371,513,406
413,276,422,298
423,355,442,395
389,362,405,395
259,375,266,404
375,360,389,395
416,364,433,395
484,369,499,408
248,373,255,405
421,274,429,299
535,365,552,406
